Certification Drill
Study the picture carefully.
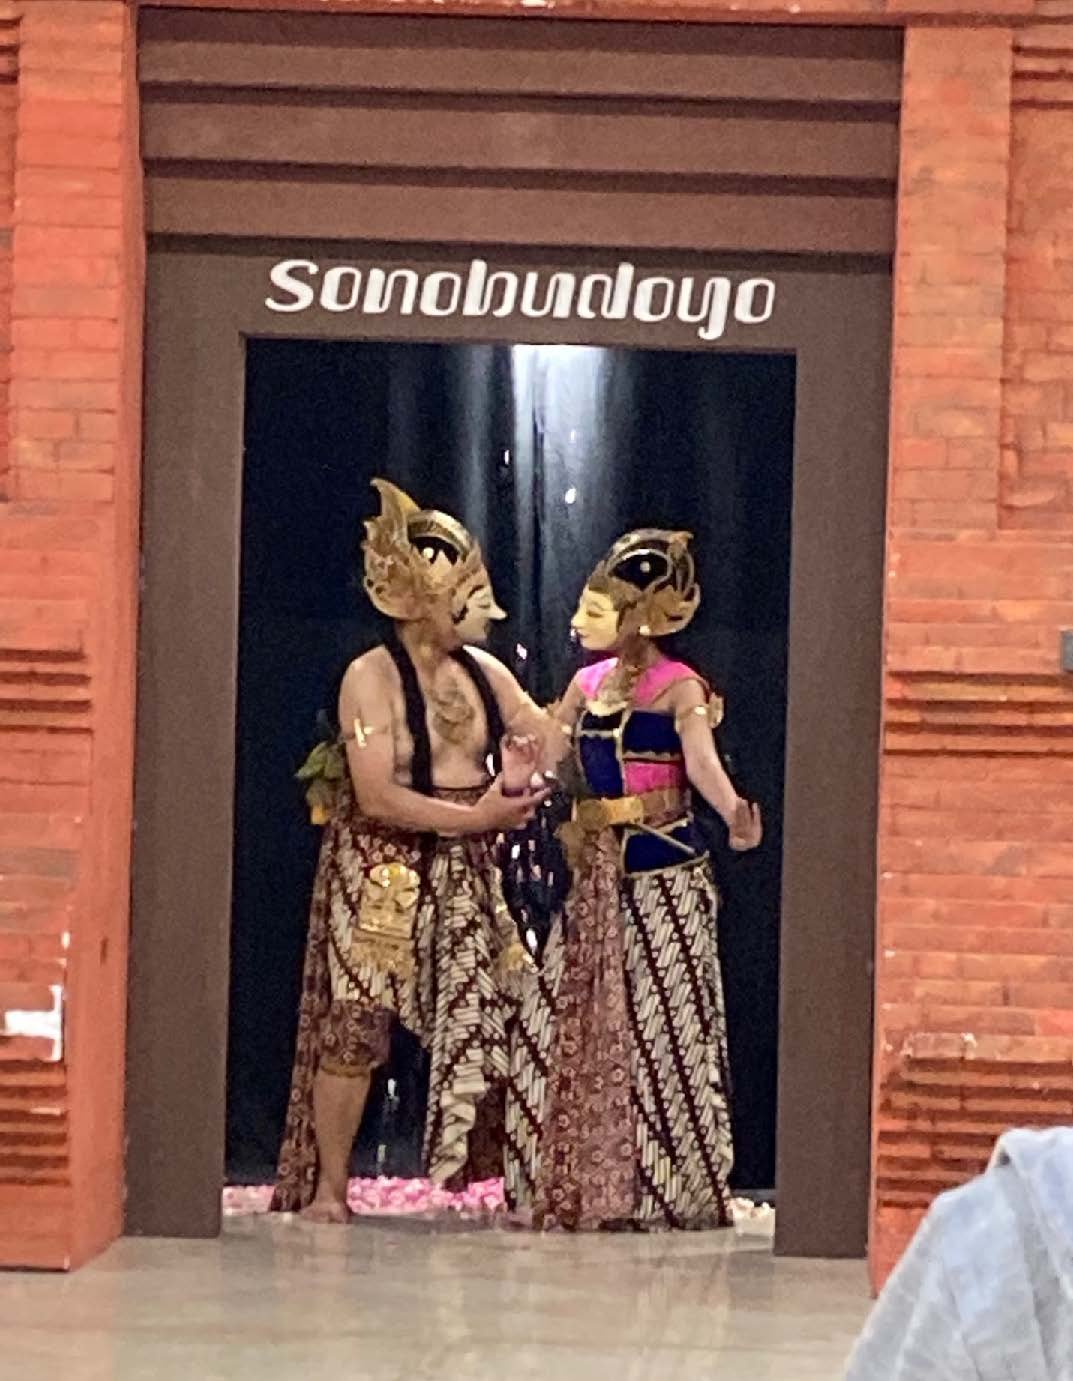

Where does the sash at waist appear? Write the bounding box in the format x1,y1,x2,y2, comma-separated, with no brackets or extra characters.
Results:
572,788,687,832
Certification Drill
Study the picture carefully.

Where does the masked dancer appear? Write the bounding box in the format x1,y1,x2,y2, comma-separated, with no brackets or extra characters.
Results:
274,480,549,1223
507,528,762,1230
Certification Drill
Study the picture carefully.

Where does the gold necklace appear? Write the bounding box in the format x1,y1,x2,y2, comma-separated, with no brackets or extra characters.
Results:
427,675,476,744
587,656,646,717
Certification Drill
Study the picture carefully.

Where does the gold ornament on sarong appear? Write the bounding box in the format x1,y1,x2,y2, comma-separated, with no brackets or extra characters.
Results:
352,861,421,980
492,900,535,984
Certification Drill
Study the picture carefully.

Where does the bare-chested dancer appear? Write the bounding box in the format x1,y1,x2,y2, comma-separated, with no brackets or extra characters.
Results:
272,480,549,1223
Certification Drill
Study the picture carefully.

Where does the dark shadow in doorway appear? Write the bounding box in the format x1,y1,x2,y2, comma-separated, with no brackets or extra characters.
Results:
228,339,794,1193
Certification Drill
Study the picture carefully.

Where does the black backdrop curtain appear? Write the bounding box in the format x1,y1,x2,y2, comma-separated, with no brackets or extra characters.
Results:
229,338,794,1191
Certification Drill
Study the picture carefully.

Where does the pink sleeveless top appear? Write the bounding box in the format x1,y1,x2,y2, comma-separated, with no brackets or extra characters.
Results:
576,655,702,793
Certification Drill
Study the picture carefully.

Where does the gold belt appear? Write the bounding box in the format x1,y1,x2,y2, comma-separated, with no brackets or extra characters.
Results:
573,789,686,833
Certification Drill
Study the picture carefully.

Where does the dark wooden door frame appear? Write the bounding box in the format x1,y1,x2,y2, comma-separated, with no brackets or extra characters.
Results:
129,243,890,1257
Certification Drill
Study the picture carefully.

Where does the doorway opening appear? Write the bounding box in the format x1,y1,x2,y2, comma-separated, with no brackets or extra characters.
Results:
226,338,795,1202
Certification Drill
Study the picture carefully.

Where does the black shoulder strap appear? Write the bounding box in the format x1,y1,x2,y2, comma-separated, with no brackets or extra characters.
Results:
382,629,433,796
452,647,504,774
381,631,503,791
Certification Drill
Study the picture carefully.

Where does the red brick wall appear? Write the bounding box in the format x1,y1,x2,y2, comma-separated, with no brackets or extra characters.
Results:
0,0,1071,1275
0,0,141,1270
874,19,1073,1287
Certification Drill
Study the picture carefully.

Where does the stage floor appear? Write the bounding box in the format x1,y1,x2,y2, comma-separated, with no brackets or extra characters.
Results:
2,1216,870,1380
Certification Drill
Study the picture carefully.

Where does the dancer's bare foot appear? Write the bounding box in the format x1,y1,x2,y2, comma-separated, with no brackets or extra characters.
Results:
301,1194,351,1224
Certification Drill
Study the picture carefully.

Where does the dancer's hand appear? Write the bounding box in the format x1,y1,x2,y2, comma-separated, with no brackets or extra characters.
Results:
472,778,549,834
500,732,541,796
728,799,762,852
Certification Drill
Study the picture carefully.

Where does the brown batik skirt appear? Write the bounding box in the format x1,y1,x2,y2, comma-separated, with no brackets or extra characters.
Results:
505,830,733,1230
272,785,529,1212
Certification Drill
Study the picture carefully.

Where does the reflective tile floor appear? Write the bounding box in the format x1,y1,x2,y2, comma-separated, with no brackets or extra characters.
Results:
1,1216,871,1381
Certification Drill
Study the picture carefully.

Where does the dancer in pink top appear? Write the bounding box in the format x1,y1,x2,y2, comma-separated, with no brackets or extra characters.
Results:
506,528,762,1230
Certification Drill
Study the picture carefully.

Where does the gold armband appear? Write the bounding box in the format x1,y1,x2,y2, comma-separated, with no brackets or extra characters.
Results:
345,716,387,749
674,694,725,732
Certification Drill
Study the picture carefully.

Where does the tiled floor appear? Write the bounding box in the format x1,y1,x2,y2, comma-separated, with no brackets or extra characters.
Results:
2,1216,870,1380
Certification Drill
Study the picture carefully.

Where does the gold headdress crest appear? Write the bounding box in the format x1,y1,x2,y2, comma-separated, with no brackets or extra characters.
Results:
586,528,700,638
362,479,497,622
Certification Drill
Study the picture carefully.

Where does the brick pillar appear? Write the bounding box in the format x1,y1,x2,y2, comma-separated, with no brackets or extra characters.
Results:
874,22,1073,1289
1005,6,1073,527
0,0,142,1269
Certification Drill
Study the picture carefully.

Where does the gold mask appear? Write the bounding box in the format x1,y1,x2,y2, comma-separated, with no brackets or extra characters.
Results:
577,528,700,644
362,479,505,627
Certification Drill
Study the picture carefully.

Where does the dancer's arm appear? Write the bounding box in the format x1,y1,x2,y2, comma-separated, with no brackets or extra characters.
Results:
465,647,577,776
339,657,542,835
663,677,762,852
